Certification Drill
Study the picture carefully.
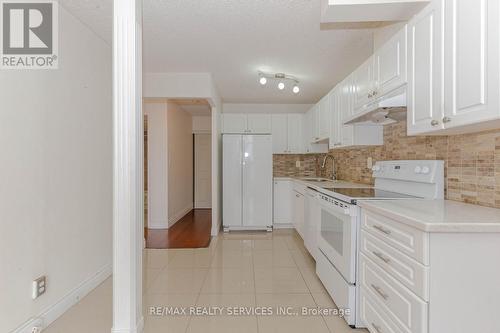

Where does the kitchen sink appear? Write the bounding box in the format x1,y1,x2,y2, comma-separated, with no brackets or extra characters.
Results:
300,177,331,183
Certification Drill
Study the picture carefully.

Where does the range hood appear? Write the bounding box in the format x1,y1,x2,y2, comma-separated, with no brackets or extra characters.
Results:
344,88,407,125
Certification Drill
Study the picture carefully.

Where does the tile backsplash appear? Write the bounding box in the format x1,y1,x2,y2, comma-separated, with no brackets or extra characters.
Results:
273,121,500,209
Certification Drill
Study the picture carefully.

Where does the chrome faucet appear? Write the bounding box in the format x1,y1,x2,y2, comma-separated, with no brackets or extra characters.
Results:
321,155,336,180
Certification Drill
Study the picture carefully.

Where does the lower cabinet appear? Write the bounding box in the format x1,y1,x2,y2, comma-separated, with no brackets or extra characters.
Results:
273,180,292,226
292,188,305,238
360,207,500,333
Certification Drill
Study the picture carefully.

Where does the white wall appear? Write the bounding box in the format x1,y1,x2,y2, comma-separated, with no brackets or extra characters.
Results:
192,115,212,133
144,102,169,229
0,6,112,333
223,103,312,114
167,102,194,226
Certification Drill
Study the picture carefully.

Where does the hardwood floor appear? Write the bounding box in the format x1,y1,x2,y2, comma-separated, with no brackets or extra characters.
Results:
144,209,212,249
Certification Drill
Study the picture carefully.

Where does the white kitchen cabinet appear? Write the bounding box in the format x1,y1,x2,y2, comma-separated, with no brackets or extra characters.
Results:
273,180,292,226
318,95,330,140
407,0,445,135
292,188,305,238
287,114,303,153
352,57,376,113
408,0,500,135
442,0,500,130
303,110,328,153
311,104,321,142
222,114,248,133
271,114,288,153
304,188,320,261
247,114,272,133
222,114,271,134
329,88,342,149
271,114,303,154
374,25,407,97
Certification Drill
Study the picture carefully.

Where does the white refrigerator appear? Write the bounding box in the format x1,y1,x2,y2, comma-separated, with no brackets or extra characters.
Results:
223,134,273,231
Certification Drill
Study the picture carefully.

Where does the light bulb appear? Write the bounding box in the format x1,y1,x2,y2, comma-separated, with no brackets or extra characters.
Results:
259,77,267,85
293,85,300,94
278,82,285,90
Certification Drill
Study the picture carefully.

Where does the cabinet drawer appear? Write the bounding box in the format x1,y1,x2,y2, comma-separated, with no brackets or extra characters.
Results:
360,289,401,333
362,210,429,265
360,253,428,333
360,230,429,301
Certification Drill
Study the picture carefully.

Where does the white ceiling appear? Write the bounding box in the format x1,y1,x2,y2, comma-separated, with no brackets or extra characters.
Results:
59,0,374,104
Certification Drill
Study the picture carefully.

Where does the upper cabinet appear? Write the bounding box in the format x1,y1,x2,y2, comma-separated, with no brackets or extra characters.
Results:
270,114,303,154
407,0,445,134
318,96,331,140
442,0,500,129
352,58,376,113
352,27,408,116
222,114,271,134
374,25,407,97
303,109,329,153
407,0,500,135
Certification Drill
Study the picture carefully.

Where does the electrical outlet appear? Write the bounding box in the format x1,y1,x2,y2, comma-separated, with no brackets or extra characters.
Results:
367,157,373,169
295,160,301,168
32,276,46,300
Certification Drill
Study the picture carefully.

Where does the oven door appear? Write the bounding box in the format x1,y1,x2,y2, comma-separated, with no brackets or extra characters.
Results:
317,199,357,284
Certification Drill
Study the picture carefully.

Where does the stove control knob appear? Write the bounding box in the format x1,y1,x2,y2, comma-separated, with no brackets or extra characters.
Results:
372,165,381,172
421,166,430,174
414,166,422,174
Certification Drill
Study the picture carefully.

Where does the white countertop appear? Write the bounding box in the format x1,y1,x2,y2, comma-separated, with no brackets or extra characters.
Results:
358,199,500,233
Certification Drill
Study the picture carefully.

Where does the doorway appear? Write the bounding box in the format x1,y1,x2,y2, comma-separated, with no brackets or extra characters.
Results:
194,133,212,209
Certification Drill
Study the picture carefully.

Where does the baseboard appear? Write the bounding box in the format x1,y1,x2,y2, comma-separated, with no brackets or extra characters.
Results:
147,217,169,229
168,204,193,228
13,264,112,333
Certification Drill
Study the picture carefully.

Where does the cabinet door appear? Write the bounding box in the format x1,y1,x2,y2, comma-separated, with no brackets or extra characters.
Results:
293,191,305,238
311,104,320,141
340,78,355,147
273,180,292,224
374,25,407,96
407,0,445,135
318,96,330,139
287,114,303,153
271,114,288,153
329,88,342,149
223,114,247,133
443,0,500,128
353,57,375,113
247,114,272,134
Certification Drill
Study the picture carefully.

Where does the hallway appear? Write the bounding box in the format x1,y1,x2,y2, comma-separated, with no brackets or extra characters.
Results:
145,209,212,249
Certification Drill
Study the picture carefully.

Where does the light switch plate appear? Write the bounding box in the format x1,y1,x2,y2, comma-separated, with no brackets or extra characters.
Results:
32,276,46,299
295,160,301,168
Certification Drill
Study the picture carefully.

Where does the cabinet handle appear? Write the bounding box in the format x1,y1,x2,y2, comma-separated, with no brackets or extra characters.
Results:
372,323,383,333
430,120,439,126
373,251,391,264
373,225,391,235
368,93,373,98
371,284,389,300
296,194,300,198
373,90,378,96
442,116,451,123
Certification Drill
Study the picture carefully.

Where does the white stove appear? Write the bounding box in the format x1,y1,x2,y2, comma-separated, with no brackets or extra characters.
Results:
314,160,444,328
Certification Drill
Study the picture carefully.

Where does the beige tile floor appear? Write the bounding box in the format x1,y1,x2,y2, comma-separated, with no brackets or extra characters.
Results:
45,229,367,333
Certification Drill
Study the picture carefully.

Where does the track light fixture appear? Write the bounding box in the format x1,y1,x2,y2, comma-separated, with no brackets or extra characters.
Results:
258,71,300,94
